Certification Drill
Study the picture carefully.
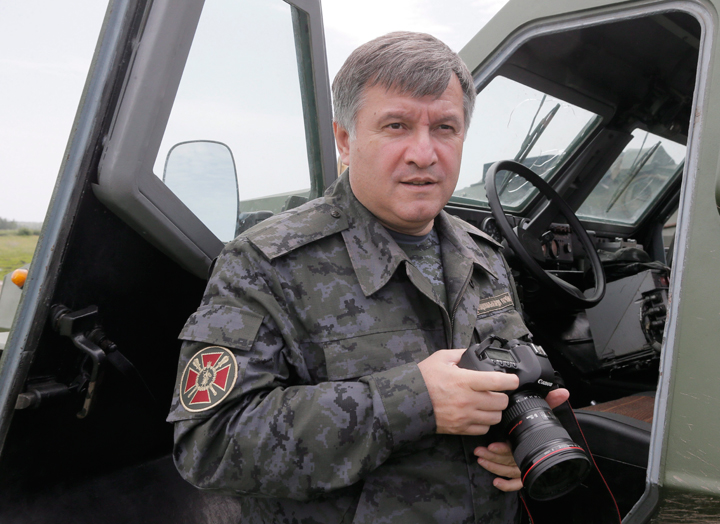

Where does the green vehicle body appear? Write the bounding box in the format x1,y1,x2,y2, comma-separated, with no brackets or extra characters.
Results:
0,0,718,522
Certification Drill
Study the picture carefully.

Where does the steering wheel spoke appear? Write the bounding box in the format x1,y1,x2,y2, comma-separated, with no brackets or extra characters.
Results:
517,226,546,262
547,272,585,299
485,160,606,308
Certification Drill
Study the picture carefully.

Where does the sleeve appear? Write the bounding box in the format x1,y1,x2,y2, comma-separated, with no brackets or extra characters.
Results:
167,239,435,500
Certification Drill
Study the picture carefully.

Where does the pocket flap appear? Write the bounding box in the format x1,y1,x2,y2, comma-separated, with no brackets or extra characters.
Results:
474,308,530,343
322,330,432,381
179,305,264,351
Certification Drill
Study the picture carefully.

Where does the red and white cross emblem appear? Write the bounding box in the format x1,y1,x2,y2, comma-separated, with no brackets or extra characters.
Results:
180,346,237,412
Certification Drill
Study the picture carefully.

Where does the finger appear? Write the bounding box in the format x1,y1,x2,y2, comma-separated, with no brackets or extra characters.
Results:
487,441,512,455
545,388,570,409
486,441,513,455
475,444,515,466
477,455,520,479
464,370,519,393
477,455,521,479
493,477,524,492
468,409,503,428
468,390,510,412
441,348,468,364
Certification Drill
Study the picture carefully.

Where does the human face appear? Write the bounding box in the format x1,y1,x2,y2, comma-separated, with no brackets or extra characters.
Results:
334,75,466,236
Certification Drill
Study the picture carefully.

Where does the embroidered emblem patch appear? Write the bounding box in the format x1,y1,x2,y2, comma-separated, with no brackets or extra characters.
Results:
477,292,514,316
180,346,237,412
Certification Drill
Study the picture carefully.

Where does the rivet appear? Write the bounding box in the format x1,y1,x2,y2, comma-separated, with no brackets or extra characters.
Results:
331,209,341,218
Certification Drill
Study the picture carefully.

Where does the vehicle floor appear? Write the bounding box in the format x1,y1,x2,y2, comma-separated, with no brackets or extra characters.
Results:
0,454,243,524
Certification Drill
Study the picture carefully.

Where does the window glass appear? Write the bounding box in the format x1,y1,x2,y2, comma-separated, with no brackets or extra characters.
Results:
453,76,599,210
577,131,685,225
154,0,311,241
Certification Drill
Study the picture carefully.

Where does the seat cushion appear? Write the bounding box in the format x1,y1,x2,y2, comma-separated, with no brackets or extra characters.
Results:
575,392,653,467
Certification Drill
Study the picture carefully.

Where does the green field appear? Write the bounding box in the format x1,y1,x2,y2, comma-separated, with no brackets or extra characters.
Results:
0,231,39,281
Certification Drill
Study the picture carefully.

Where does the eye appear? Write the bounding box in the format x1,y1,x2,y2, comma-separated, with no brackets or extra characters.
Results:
387,123,403,130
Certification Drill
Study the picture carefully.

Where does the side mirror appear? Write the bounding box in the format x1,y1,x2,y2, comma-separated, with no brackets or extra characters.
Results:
163,141,239,242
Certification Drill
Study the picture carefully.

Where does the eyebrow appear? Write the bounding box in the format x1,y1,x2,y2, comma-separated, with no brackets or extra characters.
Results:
436,114,463,128
380,111,463,127
380,111,412,122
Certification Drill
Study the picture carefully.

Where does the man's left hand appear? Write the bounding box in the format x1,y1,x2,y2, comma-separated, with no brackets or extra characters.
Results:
474,387,571,492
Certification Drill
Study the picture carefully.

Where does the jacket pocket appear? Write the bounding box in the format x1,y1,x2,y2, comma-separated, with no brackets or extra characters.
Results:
474,307,530,343
321,328,436,381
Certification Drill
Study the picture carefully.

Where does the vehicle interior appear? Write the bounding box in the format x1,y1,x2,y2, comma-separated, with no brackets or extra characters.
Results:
446,9,699,518
0,2,702,523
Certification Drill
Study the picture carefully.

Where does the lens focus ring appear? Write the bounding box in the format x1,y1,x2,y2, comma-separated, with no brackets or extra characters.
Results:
502,395,548,428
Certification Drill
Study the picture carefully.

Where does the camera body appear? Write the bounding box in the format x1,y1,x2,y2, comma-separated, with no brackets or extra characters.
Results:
459,335,591,501
459,336,558,396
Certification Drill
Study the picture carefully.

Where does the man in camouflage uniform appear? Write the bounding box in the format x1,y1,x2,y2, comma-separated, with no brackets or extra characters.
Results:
168,32,568,523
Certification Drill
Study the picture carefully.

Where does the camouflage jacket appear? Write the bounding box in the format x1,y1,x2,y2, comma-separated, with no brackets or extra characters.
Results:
168,172,530,523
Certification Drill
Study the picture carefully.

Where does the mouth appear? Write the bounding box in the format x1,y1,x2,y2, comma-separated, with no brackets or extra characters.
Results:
401,180,435,186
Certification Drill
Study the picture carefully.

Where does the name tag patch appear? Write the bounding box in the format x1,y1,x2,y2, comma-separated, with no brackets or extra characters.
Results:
477,292,514,316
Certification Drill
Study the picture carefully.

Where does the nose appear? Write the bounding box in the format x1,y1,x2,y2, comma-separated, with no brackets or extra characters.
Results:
404,127,438,169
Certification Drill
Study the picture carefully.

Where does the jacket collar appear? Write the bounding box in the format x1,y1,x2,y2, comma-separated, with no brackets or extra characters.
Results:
327,171,497,298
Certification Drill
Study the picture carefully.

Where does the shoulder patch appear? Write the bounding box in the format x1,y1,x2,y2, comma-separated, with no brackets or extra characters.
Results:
180,346,238,412
245,200,349,260
449,215,502,248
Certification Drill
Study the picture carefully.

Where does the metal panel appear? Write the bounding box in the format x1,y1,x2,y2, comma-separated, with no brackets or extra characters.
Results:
586,271,661,361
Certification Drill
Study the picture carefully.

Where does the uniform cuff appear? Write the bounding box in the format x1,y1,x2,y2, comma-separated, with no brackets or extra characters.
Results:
369,363,435,448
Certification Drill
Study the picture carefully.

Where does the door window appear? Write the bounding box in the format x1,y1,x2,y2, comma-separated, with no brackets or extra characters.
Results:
155,0,313,241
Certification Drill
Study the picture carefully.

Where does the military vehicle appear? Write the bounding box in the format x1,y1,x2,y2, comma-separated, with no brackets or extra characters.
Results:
0,0,717,522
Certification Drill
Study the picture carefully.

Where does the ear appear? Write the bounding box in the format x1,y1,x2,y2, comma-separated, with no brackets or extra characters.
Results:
333,121,351,166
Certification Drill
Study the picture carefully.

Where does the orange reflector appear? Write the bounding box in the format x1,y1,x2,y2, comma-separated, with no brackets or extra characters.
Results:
11,268,28,288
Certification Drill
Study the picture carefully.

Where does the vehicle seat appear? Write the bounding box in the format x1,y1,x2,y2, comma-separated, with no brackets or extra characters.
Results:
574,392,654,517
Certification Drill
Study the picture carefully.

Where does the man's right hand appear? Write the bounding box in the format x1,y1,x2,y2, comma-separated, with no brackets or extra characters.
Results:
417,349,519,435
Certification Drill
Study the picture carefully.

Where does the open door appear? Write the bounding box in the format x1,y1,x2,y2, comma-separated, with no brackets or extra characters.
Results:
0,1,333,522
455,1,720,522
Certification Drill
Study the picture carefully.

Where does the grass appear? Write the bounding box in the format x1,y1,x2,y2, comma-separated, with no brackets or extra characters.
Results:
0,230,39,281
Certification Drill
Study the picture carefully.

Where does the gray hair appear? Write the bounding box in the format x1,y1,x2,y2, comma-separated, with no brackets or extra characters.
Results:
332,31,476,137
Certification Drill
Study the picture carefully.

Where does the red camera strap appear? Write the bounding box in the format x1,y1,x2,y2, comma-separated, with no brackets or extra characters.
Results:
519,400,622,524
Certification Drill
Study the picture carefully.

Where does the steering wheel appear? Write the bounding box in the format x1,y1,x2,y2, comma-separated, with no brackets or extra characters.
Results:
485,160,605,309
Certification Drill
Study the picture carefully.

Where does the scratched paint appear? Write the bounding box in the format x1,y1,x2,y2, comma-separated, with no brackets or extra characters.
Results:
650,490,720,523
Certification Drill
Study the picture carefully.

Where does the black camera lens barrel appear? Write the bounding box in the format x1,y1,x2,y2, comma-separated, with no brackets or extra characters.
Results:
503,392,591,501
459,340,592,501
502,393,549,432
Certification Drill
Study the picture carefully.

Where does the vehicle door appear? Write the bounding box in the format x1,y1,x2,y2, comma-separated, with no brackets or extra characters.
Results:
458,0,720,522
0,1,334,522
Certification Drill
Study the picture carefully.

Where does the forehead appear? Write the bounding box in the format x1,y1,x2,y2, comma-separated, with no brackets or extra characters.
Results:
359,76,464,118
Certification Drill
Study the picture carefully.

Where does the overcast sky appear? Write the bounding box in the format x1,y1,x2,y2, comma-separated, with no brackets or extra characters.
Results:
0,0,508,223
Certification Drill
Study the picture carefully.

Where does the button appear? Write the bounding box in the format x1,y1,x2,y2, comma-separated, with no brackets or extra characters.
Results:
330,209,341,218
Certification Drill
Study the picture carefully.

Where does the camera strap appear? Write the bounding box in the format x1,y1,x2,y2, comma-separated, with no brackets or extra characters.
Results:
519,400,622,524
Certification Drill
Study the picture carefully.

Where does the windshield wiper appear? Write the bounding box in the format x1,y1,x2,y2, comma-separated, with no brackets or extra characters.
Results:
498,98,561,196
605,141,661,212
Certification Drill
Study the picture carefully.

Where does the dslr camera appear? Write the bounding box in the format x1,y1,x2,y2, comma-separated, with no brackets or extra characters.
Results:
459,335,591,501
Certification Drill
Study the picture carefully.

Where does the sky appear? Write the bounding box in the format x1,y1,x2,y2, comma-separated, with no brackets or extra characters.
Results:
0,0,508,223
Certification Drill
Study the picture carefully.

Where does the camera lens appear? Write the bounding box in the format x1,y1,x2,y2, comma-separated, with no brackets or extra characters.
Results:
503,392,591,501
